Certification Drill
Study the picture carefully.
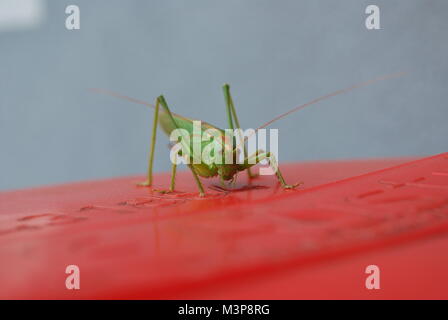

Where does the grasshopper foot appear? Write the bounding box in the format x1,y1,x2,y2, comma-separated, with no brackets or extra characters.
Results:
137,181,151,187
283,181,303,189
248,172,259,180
155,189,171,194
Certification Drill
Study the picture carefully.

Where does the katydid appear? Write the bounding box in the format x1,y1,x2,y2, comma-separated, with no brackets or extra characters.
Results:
91,72,405,197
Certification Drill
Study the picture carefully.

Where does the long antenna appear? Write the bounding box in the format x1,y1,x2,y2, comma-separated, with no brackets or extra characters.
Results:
225,72,407,154
89,88,186,118
255,71,406,131
89,88,156,108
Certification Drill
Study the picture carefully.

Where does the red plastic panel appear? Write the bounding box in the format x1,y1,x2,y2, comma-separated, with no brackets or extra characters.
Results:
1,155,447,299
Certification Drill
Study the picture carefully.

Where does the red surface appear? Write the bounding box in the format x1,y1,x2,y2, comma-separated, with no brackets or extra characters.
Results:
1,154,448,299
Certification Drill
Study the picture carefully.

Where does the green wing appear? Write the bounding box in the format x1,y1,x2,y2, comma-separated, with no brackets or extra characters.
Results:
158,111,228,169
158,110,223,137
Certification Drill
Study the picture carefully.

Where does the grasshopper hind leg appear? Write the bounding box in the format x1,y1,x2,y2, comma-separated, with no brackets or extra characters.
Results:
137,98,180,195
139,95,206,197
158,96,206,197
138,98,160,187
222,84,258,180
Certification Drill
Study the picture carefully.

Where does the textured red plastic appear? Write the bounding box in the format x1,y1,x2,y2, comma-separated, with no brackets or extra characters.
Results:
1,154,448,299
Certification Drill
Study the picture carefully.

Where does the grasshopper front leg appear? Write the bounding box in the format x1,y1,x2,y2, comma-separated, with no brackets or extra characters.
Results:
242,150,302,189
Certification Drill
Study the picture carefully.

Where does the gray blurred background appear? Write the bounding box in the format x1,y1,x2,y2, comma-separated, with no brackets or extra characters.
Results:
0,0,447,191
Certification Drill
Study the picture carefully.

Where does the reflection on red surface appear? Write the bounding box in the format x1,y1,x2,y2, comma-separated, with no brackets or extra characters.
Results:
1,155,448,299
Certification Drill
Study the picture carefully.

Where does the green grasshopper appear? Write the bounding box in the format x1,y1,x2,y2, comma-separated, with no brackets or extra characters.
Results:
92,72,404,197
